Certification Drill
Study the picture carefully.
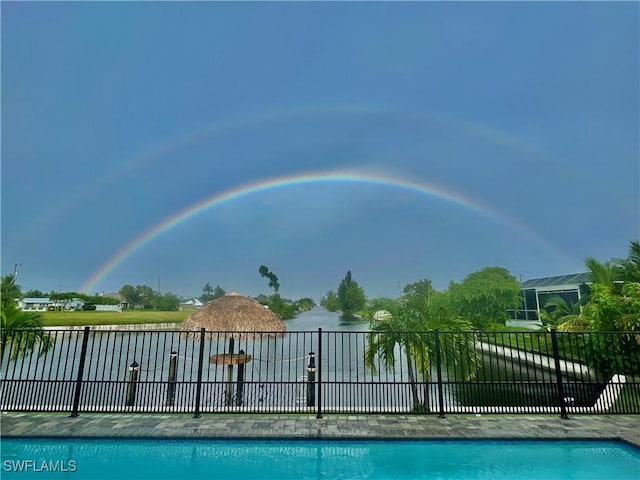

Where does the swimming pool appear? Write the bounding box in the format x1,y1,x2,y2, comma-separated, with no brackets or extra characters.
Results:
2,438,639,479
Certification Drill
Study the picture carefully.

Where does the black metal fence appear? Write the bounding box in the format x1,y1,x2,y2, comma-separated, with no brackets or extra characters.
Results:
1,329,638,417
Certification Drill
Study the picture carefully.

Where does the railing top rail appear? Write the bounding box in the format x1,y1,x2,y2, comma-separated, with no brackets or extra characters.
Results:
10,328,640,335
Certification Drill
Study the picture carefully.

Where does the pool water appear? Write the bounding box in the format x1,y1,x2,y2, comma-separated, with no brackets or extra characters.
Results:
2,438,639,479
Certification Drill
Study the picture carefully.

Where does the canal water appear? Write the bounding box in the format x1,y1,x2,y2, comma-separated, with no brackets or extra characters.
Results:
283,307,369,331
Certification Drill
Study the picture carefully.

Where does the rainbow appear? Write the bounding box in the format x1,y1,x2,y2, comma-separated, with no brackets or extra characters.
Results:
80,169,565,292
22,105,391,237
22,104,549,240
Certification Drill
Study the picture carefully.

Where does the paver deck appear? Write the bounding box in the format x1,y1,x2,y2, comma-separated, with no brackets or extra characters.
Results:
2,413,639,448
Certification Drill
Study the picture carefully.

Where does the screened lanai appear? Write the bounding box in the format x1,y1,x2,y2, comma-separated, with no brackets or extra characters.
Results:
508,273,590,322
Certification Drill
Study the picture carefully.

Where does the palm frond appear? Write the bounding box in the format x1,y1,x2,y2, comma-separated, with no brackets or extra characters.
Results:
585,257,621,288
619,240,640,283
557,314,591,332
1,302,53,360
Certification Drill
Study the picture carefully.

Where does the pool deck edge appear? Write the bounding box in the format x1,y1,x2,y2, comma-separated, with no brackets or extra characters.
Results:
2,413,639,448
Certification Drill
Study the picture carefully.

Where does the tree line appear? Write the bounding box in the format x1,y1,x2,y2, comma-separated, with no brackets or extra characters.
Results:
320,241,640,335
119,265,317,319
118,284,182,311
3,241,638,372
321,266,521,329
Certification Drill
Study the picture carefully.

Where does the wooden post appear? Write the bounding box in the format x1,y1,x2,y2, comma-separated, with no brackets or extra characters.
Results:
125,361,140,407
306,352,316,407
166,351,178,407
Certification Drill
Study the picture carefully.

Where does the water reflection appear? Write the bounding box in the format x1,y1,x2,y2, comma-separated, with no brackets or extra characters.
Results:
283,307,369,331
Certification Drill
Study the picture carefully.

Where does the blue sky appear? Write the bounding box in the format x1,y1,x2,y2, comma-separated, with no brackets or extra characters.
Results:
2,2,638,301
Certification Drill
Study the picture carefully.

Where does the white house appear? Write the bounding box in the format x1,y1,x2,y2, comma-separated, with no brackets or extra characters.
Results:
19,298,52,311
18,297,86,311
180,298,203,310
62,298,86,311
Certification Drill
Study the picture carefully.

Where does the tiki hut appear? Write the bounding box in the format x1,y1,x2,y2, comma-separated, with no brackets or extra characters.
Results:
179,292,286,339
180,292,286,406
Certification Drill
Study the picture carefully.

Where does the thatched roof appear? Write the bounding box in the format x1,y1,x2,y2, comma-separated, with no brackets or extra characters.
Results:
180,292,286,339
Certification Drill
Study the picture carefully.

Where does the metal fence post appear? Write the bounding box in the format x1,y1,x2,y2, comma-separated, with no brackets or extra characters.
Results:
550,328,569,419
69,326,91,417
236,349,245,407
166,351,178,407
193,328,206,418
125,361,140,407
316,328,323,419
224,338,235,406
434,330,446,418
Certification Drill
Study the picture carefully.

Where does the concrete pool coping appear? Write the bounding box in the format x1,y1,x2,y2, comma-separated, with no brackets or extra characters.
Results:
2,413,639,449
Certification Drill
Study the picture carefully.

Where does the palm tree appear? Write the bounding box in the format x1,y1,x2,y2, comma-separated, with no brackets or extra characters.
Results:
619,240,640,283
556,250,633,333
1,274,22,307
364,294,477,412
555,306,592,332
539,296,584,330
555,246,640,373
564,256,626,332
1,301,53,361
584,257,622,291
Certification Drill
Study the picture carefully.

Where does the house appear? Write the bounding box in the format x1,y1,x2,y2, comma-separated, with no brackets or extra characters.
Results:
508,273,589,322
62,298,86,311
18,297,86,311
19,298,52,312
180,298,203,310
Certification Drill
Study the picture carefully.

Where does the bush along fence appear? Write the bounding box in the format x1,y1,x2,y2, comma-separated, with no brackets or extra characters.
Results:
1,329,638,418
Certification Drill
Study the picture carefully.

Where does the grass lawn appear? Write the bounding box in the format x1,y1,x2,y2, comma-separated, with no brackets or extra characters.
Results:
40,310,191,326
479,326,588,364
